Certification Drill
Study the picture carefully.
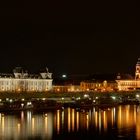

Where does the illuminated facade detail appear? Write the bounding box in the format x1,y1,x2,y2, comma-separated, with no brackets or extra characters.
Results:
0,67,53,92
116,58,140,91
53,85,81,92
80,81,117,92
135,58,140,79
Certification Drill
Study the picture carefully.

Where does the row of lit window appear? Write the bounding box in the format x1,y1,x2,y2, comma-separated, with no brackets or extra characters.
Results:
0,81,49,86
120,82,136,86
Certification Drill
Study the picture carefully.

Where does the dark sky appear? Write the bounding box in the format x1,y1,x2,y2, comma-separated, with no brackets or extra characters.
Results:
0,1,139,76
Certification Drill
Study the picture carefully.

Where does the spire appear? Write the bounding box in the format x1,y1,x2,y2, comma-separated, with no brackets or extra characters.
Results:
46,67,49,73
135,58,140,79
137,58,140,65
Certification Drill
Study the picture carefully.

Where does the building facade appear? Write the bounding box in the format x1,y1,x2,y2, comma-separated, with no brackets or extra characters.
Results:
80,80,117,92
53,85,81,92
0,67,53,92
116,58,140,91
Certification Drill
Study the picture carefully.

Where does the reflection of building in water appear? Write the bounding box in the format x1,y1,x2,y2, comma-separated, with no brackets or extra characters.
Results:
111,108,116,126
68,108,71,132
47,113,53,139
44,115,48,134
1,106,140,139
76,112,79,131
26,112,54,139
72,109,75,131
0,67,53,92
0,112,53,140
57,110,60,134
117,105,136,129
103,111,107,131
61,110,64,130
86,113,89,130
116,58,140,91
95,111,98,129
0,114,21,140
136,105,140,140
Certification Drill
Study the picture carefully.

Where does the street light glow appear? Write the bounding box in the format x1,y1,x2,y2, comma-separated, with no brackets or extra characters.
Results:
136,94,140,98
111,96,116,100
84,94,89,98
62,74,67,78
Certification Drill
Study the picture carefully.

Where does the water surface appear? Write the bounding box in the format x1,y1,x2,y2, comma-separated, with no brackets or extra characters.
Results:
0,105,140,140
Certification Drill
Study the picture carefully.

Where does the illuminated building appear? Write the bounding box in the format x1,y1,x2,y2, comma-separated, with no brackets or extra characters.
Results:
53,85,81,92
116,58,140,91
80,80,117,92
0,67,53,92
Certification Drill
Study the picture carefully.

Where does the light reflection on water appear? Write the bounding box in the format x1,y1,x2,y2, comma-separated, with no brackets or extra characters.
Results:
0,105,140,140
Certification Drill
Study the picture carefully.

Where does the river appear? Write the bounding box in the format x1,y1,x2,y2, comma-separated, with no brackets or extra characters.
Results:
0,105,140,140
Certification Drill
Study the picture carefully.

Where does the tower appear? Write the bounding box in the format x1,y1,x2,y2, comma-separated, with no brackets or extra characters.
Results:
135,58,140,79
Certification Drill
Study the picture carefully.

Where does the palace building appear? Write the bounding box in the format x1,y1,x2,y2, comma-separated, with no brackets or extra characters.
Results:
0,67,53,92
116,58,140,91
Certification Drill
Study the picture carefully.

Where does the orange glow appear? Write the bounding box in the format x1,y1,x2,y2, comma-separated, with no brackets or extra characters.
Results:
76,112,79,131
95,112,98,129
111,108,115,127
118,106,122,128
57,110,60,134
2,116,4,134
126,105,130,125
62,111,64,129
111,109,114,126
103,111,107,131
72,109,75,131
57,88,60,92
68,108,71,132
134,105,136,124
45,115,48,134
32,117,35,134
21,111,24,123
0,105,139,139
17,123,21,134
136,109,140,140
86,114,89,130
99,111,101,132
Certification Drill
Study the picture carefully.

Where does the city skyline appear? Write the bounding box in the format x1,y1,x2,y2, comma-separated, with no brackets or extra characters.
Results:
0,2,140,140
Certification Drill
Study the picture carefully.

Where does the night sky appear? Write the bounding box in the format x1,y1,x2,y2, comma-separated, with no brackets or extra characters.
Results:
0,1,139,76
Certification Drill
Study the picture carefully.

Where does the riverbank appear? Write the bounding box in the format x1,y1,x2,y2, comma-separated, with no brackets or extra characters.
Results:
0,90,140,99
0,91,140,111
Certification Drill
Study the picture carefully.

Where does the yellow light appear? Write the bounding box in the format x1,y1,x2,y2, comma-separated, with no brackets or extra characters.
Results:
57,110,60,134
68,108,71,132
76,112,79,131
